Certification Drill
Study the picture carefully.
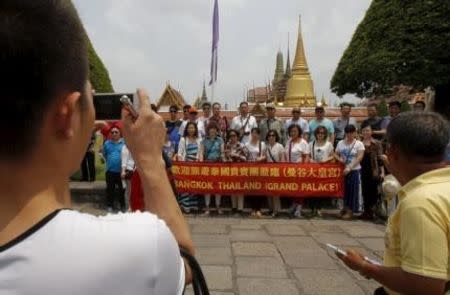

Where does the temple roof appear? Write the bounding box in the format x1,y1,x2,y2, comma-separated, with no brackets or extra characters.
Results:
156,84,187,111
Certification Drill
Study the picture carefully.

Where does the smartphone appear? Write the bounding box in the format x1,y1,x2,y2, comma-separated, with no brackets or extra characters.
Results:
326,243,347,256
120,95,139,119
326,243,382,266
94,93,135,120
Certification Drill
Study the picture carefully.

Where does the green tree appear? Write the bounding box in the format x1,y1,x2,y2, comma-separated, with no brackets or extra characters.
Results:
331,0,450,118
87,38,114,93
377,98,388,117
400,100,411,112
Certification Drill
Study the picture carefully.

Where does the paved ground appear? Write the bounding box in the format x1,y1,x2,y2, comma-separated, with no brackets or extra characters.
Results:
73,202,386,295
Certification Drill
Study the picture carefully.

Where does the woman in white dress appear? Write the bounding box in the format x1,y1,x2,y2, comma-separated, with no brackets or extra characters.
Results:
308,126,334,217
285,125,310,218
335,124,365,220
265,129,285,217
245,128,267,217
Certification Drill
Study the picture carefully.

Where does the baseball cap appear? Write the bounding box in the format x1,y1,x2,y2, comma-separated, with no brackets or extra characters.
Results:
188,106,198,114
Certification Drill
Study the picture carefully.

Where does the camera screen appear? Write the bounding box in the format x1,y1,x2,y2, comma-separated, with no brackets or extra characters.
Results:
93,93,134,120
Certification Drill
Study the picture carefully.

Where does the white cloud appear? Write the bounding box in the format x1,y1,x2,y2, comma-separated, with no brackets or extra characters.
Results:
73,0,371,107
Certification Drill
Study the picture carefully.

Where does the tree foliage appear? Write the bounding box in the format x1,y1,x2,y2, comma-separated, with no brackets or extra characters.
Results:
377,98,388,117
87,38,114,93
400,100,411,112
331,0,450,99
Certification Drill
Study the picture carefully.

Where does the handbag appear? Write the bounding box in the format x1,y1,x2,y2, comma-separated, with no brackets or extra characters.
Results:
181,248,210,295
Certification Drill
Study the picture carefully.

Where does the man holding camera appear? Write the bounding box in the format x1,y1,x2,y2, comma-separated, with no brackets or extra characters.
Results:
231,101,258,144
0,1,194,294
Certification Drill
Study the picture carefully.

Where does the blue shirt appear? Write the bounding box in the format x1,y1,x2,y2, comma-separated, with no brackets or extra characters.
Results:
202,137,223,161
309,118,335,142
103,139,124,173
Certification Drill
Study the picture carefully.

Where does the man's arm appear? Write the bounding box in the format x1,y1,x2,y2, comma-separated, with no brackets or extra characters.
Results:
122,89,195,280
340,251,447,295
339,203,449,295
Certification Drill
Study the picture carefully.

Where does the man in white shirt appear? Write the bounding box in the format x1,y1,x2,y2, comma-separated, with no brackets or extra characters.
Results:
230,101,258,144
178,106,206,139
0,1,193,294
284,107,310,142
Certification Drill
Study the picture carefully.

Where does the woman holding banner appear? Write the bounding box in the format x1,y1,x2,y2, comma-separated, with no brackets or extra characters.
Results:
225,129,248,216
266,129,286,217
199,122,225,215
245,128,267,218
308,126,335,217
285,125,310,218
335,125,365,220
177,122,202,213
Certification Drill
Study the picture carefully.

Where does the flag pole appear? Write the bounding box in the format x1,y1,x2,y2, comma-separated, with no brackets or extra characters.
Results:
209,0,219,102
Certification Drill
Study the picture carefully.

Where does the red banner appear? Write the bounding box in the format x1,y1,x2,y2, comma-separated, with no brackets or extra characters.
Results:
172,162,344,198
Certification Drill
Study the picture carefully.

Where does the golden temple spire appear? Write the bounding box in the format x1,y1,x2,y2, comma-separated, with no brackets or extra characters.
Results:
284,15,316,108
291,15,310,77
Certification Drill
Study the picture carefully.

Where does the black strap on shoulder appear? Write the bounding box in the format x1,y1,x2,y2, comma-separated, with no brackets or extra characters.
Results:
267,145,277,162
180,248,210,295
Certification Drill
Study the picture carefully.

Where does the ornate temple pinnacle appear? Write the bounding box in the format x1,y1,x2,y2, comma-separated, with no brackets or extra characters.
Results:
201,81,208,101
285,33,292,78
273,51,285,83
291,15,310,76
284,15,316,107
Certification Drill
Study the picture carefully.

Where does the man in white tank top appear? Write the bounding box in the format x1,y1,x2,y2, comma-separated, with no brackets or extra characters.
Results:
0,1,194,294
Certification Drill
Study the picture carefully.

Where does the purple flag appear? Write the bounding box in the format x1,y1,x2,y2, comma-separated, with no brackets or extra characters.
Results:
209,0,219,86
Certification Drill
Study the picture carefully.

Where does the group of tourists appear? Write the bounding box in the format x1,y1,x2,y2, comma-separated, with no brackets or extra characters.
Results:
167,100,395,219
96,98,438,220
90,96,446,220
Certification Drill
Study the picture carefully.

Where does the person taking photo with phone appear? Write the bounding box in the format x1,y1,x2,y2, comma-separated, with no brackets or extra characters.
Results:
0,1,194,294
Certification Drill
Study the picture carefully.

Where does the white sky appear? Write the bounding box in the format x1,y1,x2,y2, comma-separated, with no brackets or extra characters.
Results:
73,0,371,109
